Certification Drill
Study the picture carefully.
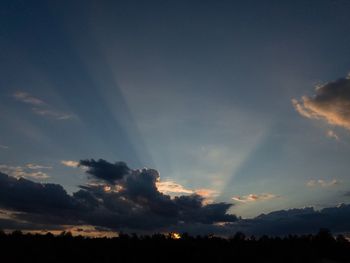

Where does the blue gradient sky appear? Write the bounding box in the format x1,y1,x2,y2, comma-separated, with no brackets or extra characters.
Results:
1,0,350,218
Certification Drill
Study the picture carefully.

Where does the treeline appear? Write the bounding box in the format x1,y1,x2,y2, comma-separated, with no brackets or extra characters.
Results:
0,229,349,262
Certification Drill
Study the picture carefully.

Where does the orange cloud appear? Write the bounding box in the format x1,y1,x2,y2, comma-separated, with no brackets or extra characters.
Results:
232,193,278,203
156,181,219,204
195,188,219,198
61,160,80,168
27,225,117,238
292,75,350,131
156,181,194,195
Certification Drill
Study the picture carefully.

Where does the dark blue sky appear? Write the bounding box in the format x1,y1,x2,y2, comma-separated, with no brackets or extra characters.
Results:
1,0,350,228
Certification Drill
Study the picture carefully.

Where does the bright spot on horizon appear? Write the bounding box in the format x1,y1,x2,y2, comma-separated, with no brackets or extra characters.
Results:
170,232,181,239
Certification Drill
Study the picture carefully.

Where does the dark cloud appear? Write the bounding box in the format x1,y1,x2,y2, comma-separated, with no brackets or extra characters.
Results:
124,168,160,199
166,205,350,237
238,205,350,236
293,74,350,130
79,159,130,183
2,160,350,236
0,173,78,213
174,195,236,224
0,218,63,231
0,160,236,233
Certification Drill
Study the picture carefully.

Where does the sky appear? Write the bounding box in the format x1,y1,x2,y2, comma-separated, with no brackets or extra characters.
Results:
1,0,350,236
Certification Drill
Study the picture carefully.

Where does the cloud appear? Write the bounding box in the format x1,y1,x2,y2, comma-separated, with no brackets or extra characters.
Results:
292,74,350,131
0,145,9,150
326,130,339,140
164,204,350,237
0,173,77,214
1,162,350,236
42,225,118,238
0,164,49,179
13,91,44,106
61,160,80,168
156,180,194,195
156,181,219,205
306,179,339,187
155,181,218,201
79,159,131,183
26,164,52,170
32,108,73,120
0,159,237,233
235,204,350,236
13,91,73,120
232,193,278,203
194,189,219,203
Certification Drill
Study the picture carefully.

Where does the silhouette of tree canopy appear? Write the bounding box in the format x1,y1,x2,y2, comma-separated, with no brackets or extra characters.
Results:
0,229,349,262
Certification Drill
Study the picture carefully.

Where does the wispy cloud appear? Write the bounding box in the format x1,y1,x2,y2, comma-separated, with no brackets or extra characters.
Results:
306,179,339,187
326,130,339,140
61,160,80,168
32,108,73,120
25,163,52,170
156,180,219,203
0,145,9,150
13,91,44,106
194,188,219,199
156,181,194,194
232,193,278,203
13,91,74,120
194,188,219,204
0,164,50,179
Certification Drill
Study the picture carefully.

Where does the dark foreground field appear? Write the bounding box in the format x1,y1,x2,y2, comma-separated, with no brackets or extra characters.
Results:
0,229,349,263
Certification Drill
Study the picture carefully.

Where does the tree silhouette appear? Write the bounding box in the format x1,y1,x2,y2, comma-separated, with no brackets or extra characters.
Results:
0,228,349,262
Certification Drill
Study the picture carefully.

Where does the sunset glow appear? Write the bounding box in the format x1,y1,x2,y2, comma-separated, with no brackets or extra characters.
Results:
0,0,350,238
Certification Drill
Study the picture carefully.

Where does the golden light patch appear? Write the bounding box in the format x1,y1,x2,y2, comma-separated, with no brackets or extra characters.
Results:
156,181,193,195
232,193,277,203
170,232,181,239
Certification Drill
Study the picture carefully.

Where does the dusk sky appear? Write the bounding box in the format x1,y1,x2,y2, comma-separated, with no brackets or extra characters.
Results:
1,0,350,236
